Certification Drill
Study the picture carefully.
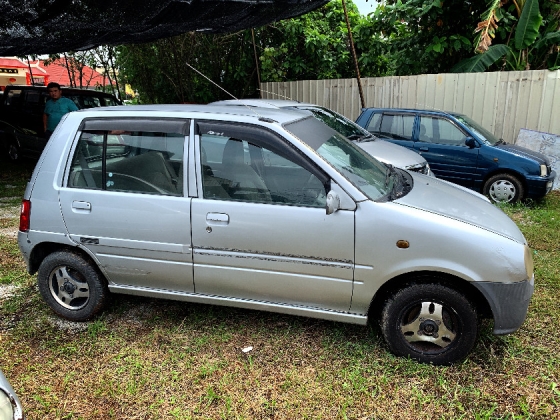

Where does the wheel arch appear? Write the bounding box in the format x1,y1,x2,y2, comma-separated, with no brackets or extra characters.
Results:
368,271,493,323
482,169,526,193
29,242,106,285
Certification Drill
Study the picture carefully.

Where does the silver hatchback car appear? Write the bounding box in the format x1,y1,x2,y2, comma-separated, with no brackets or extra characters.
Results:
18,105,534,365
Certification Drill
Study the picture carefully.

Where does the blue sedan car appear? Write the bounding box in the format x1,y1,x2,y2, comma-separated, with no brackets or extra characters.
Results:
356,108,556,203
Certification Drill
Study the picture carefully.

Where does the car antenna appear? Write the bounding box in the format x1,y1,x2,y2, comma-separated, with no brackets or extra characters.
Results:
257,88,300,103
185,62,277,123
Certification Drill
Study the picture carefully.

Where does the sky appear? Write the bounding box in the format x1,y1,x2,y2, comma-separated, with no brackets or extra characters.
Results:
352,0,378,16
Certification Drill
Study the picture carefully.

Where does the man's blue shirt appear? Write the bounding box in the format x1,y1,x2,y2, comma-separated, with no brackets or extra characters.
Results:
44,97,79,131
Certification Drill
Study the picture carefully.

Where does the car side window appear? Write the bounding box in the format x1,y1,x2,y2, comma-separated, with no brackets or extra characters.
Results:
5,89,22,108
419,116,467,146
377,114,415,141
366,112,382,133
68,120,187,196
198,125,327,207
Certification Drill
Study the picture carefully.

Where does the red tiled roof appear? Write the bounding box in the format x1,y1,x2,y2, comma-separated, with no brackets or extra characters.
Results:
36,59,111,87
0,58,28,68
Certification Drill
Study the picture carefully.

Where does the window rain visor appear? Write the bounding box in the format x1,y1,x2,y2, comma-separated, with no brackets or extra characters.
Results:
297,106,372,140
285,117,393,201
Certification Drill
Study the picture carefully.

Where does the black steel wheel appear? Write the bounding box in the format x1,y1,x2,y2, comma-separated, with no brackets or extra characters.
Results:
483,173,524,203
37,251,108,321
381,283,478,365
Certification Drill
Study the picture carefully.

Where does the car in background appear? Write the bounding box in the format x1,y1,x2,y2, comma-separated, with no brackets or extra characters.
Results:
0,85,121,161
356,108,556,203
0,369,24,420
209,99,433,177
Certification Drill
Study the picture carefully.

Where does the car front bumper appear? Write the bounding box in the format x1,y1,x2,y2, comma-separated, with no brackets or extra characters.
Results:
525,170,557,199
473,277,534,335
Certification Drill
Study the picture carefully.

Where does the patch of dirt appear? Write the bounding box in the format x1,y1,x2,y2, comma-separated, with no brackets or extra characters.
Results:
0,203,20,239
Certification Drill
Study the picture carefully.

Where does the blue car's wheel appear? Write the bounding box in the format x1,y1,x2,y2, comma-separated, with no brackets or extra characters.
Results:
483,173,524,203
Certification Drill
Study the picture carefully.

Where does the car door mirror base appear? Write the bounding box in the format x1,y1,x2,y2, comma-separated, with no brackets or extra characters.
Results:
465,137,477,148
326,191,340,215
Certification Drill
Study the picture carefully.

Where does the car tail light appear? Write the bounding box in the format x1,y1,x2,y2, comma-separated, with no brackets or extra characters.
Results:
19,199,31,232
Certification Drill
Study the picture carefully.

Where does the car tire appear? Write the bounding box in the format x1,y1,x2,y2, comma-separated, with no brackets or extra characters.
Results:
37,251,108,321
483,173,524,203
7,141,20,162
380,282,478,365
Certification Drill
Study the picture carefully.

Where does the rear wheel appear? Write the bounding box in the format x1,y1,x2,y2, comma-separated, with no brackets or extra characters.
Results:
483,173,524,203
37,251,108,321
380,283,478,365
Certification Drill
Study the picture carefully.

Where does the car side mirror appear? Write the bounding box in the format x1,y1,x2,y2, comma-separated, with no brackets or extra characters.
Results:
465,137,477,148
326,191,340,215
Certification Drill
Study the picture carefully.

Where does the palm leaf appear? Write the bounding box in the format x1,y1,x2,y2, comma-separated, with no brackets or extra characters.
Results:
514,0,542,50
450,44,510,72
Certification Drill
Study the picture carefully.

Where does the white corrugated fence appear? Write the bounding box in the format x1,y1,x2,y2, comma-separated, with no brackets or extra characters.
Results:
261,70,560,143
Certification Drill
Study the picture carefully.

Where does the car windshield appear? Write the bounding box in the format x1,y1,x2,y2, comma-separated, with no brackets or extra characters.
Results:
285,117,394,201
454,115,501,145
297,106,374,141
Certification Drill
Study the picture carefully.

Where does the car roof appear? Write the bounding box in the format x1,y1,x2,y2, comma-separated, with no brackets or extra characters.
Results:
78,104,311,125
363,107,465,118
209,98,319,109
4,85,117,97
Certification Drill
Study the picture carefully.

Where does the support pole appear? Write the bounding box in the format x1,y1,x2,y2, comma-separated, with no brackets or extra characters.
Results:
341,0,365,109
251,29,262,98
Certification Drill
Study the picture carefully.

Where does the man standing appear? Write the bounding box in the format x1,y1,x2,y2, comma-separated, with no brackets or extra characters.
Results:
43,82,79,139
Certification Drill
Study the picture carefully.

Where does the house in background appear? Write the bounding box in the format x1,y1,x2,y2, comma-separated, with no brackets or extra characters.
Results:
34,58,110,89
1,57,112,92
0,57,49,90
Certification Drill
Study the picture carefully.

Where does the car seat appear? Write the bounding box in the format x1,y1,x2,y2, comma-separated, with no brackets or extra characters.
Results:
220,139,271,202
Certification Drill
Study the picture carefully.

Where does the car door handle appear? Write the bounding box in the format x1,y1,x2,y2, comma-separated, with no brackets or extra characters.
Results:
72,201,91,212
206,212,229,224
418,147,429,152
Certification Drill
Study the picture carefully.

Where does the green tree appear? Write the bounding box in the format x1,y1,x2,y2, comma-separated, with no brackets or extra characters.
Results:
361,0,483,75
452,0,560,72
257,0,366,81
116,31,259,104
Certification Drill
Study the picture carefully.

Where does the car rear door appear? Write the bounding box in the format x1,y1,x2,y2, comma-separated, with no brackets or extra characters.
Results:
58,117,194,292
190,121,355,312
365,112,417,152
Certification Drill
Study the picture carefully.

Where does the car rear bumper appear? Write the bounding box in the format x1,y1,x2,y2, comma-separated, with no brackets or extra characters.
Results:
472,277,534,335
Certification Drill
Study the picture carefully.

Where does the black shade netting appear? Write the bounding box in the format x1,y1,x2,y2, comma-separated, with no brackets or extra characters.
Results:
0,0,329,55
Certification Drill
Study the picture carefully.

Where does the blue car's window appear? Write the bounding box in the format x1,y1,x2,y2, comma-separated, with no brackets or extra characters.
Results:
378,114,414,141
419,116,467,146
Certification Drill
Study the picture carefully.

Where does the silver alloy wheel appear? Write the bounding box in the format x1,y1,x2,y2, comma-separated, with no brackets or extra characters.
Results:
401,301,457,349
48,265,90,310
488,179,516,202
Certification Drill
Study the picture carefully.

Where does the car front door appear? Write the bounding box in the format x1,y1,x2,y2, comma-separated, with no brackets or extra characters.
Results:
414,115,480,188
58,117,194,292
190,121,355,312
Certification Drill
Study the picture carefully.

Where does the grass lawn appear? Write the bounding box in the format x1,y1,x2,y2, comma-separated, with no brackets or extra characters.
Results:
1,159,559,419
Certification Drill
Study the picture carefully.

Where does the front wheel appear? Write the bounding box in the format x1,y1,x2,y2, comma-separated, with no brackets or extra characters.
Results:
37,251,108,321
380,283,478,365
483,173,524,203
